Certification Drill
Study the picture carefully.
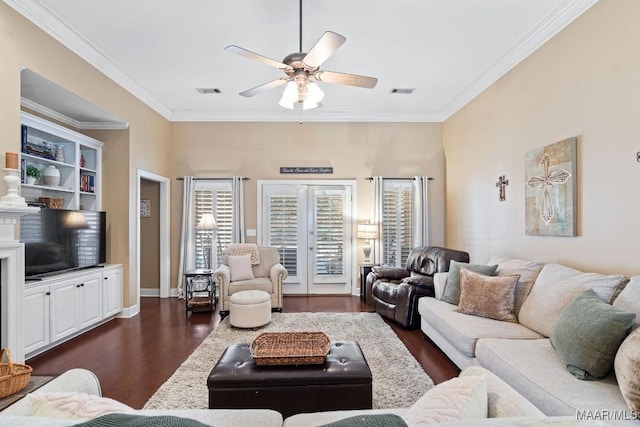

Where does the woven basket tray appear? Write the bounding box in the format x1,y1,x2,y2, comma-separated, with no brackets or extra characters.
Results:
250,332,330,366
0,348,33,399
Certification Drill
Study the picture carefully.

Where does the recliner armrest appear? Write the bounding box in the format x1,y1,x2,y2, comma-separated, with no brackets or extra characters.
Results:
370,266,410,281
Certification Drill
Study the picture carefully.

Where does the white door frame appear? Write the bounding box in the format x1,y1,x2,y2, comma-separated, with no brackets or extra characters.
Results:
136,169,170,306
257,179,358,296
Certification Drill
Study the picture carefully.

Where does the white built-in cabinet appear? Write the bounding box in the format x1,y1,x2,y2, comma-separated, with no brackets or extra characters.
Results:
23,265,123,358
19,111,102,210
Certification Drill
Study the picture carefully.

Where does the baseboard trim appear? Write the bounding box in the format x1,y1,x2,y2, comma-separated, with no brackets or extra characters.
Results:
141,288,160,297
119,304,139,318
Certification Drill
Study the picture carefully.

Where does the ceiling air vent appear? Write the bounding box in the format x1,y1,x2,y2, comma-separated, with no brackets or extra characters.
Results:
196,88,221,94
390,88,415,94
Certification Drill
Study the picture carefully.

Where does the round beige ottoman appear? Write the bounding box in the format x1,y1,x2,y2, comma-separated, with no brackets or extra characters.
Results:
229,290,271,328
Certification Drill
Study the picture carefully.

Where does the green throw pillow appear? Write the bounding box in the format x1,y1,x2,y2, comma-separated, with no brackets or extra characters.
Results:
441,261,498,305
551,289,636,380
320,414,408,427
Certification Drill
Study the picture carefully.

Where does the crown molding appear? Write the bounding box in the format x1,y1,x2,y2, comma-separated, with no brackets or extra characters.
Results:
440,0,599,120
5,0,172,120
6,0,598,123
21,98,129,130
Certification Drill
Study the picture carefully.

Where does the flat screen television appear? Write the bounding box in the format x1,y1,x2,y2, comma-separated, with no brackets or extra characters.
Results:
20,208,106,279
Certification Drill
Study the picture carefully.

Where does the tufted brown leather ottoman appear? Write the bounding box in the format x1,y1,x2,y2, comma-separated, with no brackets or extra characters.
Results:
207,341,372,418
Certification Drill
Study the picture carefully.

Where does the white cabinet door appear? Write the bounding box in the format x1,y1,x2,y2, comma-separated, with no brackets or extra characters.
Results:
102,267,122,318
24,284,50,355
78,273,103,328
49,279,79,342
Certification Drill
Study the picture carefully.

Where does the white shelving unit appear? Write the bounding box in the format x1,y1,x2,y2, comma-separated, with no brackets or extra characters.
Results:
20,111,102,211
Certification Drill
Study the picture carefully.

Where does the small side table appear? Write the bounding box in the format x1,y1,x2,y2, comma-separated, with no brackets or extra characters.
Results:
184,269,216,316
360,264,375,303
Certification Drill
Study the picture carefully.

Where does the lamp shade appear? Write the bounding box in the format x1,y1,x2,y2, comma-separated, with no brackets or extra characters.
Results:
63,211,89,229
196,213,218,230
357,223,378,240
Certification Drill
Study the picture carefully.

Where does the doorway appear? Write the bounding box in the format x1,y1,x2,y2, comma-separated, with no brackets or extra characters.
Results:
258,181,355,295
136,170,170,310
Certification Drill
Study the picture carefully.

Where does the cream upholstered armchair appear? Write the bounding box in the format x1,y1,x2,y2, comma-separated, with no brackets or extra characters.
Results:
214,245,287,317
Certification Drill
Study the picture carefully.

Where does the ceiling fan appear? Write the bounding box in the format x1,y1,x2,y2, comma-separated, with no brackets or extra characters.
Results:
225,0,378,110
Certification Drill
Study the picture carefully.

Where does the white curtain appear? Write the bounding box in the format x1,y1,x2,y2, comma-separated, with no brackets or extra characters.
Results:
370,176,384,265
232,176,245,243
177,176,196,298
413,176,430,247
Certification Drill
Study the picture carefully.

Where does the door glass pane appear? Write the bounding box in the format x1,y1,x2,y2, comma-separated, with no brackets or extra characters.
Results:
314,193,344,277
268,195,298,276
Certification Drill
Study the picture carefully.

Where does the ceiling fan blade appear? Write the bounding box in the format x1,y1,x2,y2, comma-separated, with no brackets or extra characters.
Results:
225,45,289,70
314,71,378,89
239,78,289,97
302,31,346,69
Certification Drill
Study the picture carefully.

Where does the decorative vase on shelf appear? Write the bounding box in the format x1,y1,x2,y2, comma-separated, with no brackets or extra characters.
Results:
42,165,60,186
26,176,36,185
55,145,65,163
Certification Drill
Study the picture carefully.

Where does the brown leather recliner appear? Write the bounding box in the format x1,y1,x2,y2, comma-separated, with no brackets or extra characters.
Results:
366,246,470,329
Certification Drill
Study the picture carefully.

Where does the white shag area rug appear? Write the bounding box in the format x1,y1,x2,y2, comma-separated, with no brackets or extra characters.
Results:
144,312,433,410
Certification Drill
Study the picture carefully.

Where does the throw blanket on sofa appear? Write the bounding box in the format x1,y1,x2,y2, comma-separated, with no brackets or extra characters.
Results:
75,414,210,427
228,243,260,265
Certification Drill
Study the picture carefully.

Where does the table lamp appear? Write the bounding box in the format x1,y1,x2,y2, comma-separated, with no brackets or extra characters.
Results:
357,223,378,264
196,213,218,270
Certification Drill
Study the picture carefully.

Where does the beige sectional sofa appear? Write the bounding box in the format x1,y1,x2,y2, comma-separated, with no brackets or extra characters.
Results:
418,257,640,418
0,365,560,426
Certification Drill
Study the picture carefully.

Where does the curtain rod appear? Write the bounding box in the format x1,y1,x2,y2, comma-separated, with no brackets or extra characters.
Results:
365,177,434,181
176,177,250,181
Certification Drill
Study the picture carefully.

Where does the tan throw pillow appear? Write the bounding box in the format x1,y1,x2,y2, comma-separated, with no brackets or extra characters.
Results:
227,254,255,281
457,269,520,323
615,327,640,411
401,374,487,426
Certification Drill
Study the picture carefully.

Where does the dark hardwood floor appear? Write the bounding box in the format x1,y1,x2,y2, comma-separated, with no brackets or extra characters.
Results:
27,296,459,409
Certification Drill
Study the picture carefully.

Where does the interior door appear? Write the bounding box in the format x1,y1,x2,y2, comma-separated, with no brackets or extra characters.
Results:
260,182,353,295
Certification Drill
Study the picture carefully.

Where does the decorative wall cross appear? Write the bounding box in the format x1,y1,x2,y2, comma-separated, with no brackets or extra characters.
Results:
526,153,571,224
495,175,509,201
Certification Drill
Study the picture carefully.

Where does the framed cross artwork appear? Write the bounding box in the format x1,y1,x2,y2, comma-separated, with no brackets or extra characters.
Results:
525,137,577,237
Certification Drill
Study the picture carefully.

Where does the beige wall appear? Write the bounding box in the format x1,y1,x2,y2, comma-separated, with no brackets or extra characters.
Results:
443,0,639,276
140,179,160,289
170,121,445,287
0,2,172,308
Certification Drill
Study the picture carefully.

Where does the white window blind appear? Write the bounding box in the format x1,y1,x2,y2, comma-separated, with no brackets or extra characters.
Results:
314,194,344,276
267,195,298,276
382,180,414,267
194,180,232,269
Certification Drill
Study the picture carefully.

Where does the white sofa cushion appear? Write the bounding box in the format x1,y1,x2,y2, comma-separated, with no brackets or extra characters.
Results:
517,263,628,337
488,257,544,316
613,275,640,326
418,298,542,358
476,338,628,416
460,367,545,419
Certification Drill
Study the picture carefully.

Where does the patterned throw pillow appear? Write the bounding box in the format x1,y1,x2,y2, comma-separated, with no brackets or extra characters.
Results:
228,243,261,265
456,269,520,323
401,374,487,425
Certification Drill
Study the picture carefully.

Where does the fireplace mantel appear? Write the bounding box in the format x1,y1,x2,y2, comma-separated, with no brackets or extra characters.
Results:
0,205,39,363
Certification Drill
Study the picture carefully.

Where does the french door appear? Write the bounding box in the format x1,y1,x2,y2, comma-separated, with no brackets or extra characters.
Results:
259,182,354,295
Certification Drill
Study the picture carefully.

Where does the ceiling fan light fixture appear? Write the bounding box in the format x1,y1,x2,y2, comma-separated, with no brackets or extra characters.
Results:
278,81,297,109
